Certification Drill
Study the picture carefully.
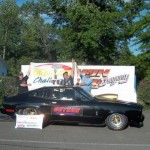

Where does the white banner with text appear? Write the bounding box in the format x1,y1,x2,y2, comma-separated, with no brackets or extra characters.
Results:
15,115,44,129
22,63,136,102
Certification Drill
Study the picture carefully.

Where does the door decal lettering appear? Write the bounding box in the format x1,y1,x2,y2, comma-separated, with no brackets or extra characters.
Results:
52,106,82,115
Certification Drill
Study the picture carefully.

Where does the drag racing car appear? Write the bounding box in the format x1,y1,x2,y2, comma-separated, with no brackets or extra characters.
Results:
1,86,144,130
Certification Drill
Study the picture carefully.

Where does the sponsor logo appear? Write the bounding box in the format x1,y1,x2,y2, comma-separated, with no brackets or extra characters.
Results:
100,74,129,87
80,69,110,77
80,69,129,88
52,107,81,115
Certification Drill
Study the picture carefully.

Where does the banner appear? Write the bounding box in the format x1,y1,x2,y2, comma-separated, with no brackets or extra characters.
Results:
22,63,136,102
15,115,44,129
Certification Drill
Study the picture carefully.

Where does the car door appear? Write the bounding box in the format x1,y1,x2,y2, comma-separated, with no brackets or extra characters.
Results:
74,88,104,124
49,87,83,122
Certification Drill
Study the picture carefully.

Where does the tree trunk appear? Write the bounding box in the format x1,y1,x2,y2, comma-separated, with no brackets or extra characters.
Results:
2,28,8,60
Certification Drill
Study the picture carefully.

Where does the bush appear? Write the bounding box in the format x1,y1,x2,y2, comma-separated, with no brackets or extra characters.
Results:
137,77,150,110
0,76,18,105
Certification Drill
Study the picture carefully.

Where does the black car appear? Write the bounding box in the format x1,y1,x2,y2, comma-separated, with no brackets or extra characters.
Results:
1,86,144,130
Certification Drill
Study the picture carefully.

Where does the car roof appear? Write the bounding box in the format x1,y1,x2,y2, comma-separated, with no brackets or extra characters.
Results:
30,86,80,91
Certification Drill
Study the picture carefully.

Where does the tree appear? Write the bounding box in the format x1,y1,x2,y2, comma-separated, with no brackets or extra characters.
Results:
137,76,150,109
35,0,146,64
135,52,150,81
20,1,57,61
0,0,21,60
126,0,150,53
133,13,150,52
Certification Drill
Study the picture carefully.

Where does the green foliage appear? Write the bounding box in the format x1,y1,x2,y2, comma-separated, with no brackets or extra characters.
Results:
0,76,18,104
0,0,148,65
37,0,146,65
46,1,117,63
21,16,56,60
137,77,150,109
129,12,150,53
0,0,21,59
114,48,135,65
134,52,150,82
6,56,48,76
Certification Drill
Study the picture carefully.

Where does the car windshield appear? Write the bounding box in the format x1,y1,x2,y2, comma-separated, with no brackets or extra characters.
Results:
75,87,94,101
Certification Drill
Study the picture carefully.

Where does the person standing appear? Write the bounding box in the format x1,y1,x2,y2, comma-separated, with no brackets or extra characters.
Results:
59,59,75,86
76,62,93,93
17,66,31,94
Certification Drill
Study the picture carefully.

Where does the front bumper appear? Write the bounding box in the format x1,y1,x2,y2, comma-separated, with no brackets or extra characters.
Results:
139,114,145,122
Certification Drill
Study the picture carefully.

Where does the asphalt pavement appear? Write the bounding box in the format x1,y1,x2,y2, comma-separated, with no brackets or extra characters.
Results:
0,111,150,150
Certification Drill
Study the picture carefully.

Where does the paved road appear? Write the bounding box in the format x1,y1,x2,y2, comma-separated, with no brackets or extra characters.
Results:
0,111,150,150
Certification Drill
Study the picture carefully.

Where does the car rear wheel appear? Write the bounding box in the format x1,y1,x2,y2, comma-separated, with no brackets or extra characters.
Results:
16,109,24,115
16,108,49,127
17,108,39,115
105,113,128,131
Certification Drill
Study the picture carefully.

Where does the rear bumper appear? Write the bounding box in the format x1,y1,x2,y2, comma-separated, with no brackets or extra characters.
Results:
0,106,15,116
0,106,5,113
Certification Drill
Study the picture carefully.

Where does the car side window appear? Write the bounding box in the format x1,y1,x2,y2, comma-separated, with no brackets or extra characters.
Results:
29,91,40,97
52,89,60,99
61,88,75,100
44,90,53,99
52,88,75,101
29,89,53,99
29,88,75,101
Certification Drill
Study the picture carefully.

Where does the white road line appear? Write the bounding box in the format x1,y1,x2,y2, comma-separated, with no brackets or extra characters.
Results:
0,139,150,147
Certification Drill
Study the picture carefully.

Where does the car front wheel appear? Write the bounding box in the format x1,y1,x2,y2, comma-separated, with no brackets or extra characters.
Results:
105,113,128,131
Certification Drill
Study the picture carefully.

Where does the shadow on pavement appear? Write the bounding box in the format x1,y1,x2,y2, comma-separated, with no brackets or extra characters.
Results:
0,109,15,122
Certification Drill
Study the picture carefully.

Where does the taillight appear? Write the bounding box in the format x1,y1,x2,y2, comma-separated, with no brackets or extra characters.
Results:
6,109,15,113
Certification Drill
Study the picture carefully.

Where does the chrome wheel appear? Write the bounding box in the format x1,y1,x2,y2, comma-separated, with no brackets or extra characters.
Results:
105,113,128,130
111,114,122,126
22,108,39,115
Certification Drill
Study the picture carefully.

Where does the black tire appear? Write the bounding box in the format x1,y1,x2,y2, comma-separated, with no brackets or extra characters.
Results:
105,113,128,131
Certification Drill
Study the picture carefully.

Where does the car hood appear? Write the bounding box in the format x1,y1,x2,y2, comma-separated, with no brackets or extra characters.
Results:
94,97,143,108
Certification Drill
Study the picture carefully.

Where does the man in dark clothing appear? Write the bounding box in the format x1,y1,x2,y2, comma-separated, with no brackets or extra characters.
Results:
17,67,31,94
59,59,75,86
59,71,74,86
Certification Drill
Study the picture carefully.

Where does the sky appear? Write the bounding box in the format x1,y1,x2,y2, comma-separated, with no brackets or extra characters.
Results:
16,0,142,55
17,0,39,6
16,0,29,6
